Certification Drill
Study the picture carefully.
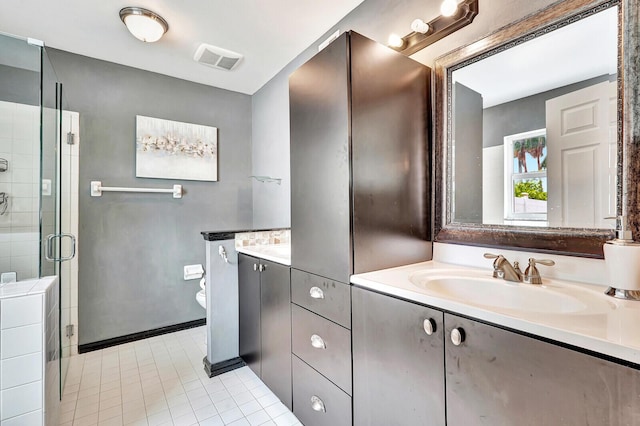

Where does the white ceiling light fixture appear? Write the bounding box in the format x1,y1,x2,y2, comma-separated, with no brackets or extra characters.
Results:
119,7,169,43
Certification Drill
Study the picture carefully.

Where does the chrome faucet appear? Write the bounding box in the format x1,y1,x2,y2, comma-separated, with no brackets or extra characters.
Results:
484,253,522,282
484,253,555,284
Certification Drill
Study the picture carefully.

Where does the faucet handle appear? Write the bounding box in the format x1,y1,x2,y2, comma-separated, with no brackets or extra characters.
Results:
523,258,555,285
484,253,505,278
531,258,555,267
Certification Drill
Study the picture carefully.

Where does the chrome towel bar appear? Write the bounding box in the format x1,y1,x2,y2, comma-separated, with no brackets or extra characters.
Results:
90,181,183,198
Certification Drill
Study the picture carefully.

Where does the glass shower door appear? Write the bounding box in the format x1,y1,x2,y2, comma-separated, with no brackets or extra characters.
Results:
41,53,76,396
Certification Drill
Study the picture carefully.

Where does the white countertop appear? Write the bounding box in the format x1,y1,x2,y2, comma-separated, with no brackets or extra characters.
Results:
0,276,58,299
236,244,291,266
351,261,640,366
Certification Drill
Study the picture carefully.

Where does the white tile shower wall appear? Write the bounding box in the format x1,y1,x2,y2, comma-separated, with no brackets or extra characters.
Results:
0,276,59,425
0,101,40,281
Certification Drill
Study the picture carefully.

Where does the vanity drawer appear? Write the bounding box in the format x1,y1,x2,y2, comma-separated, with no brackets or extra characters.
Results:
291,304,352,395
292,355,352,426
291,269,351,328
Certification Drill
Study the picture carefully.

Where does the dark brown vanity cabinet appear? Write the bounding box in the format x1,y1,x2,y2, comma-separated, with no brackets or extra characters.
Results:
351,287,640,425
238,253,292,409
444,313,640,425
352,286,446,426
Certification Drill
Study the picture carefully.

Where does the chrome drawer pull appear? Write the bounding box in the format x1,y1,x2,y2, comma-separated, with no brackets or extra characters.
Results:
310,395,326,413
310,334,327,349
309,286,325,299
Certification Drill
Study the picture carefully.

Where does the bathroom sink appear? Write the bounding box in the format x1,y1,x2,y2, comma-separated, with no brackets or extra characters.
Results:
259,245,291,258
409,270,610,315
237,244,291,265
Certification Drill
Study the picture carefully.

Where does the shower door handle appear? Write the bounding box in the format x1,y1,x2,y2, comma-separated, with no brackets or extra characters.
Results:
45,233,76,262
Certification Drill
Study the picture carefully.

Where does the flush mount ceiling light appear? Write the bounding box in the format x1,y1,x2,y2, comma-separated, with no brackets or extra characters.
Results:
119,7,169,43
388,0,479,55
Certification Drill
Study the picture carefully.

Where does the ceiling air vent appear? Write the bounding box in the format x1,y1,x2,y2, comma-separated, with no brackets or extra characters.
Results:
194,44,243,71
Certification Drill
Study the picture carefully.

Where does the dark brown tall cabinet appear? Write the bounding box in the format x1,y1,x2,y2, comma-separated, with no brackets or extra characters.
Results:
290,31,431,425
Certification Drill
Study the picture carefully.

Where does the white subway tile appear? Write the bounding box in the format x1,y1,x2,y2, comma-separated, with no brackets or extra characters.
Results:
1,323,42,359
1,409,42,425
0,119,12,139
10,168,34,184
9,240,35,258
10,155,32,170
1,381,42,420
1,352,42,389
12,120,36,142
1,294,42,329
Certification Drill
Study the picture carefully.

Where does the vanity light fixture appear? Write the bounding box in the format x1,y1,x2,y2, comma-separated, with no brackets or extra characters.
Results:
389,0,478,55
119,7,169,43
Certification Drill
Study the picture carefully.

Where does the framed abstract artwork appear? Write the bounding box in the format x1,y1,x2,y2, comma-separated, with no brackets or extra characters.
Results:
135,115,218,181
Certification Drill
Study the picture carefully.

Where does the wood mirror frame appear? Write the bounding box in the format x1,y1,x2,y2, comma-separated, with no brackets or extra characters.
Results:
433,0,640,258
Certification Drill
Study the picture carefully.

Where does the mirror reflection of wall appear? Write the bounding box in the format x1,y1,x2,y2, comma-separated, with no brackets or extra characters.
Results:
451,5,618,229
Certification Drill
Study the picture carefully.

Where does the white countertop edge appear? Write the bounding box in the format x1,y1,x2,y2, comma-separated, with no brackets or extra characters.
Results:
351,267,640,366
236,246,291,266
0,275,58,299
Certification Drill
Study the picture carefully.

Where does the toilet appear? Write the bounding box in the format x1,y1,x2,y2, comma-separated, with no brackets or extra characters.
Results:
196,277,206,309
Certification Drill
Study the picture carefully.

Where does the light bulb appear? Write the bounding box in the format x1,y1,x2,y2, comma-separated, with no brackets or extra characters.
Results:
387,33,405,49
411,19,430,34
440,0,459,17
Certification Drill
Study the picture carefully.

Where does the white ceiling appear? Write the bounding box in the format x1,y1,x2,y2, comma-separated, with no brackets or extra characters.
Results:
0,0,366,94
453,6,618,108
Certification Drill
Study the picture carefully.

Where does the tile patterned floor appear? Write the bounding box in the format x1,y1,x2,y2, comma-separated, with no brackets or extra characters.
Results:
59,326,301,426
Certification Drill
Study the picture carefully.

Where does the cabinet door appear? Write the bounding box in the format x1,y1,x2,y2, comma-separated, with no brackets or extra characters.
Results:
445,313,640,425
260,260,292,409
352,287,445,426
238,253,261,376
289,32,352,283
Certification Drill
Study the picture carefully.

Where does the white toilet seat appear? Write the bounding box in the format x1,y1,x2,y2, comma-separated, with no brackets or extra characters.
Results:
196,289,206,309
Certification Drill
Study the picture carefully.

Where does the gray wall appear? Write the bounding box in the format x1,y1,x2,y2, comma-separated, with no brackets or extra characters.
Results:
454,83,483,224
251,0,560,227
47,49,253,345
483,74,612,148
0,65,39,106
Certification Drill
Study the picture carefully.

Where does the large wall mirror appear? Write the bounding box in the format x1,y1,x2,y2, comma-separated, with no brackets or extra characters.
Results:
433,0,640,257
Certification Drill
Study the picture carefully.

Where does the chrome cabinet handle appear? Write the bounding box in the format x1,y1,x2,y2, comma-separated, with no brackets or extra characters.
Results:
310,395,326,413
253,263,257,271
451,328,465,346
309,286,325,299
423,318,437,336
310,334,326,349
259,264,266,272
